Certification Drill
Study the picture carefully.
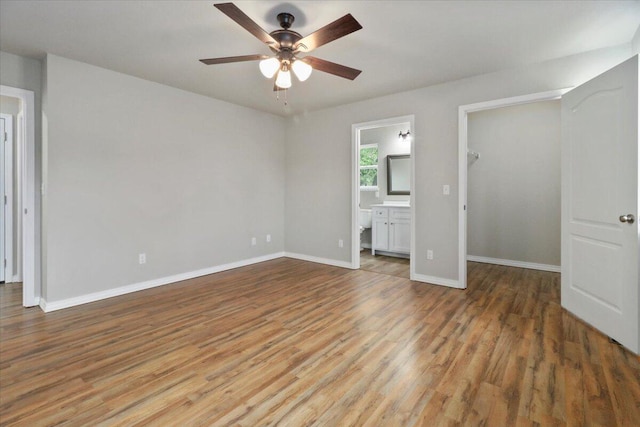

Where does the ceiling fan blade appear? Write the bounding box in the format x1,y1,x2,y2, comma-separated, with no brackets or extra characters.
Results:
303,56,362,80
214,3,278,48
200,54,269,65
294,14,362,53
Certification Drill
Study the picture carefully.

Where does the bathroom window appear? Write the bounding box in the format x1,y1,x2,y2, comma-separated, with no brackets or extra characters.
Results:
360,144,378,191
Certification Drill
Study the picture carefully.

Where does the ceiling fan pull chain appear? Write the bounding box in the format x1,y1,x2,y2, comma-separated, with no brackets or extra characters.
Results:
274,88,288,106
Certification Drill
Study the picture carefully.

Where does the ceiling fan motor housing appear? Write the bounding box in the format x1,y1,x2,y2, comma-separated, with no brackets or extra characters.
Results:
270,29,302,51
269,12,304,53
277,12,295,29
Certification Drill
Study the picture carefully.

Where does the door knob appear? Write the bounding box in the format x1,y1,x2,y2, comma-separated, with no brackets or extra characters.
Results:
619,214,635,224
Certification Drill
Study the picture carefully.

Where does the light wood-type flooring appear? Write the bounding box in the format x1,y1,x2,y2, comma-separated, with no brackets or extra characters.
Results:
360,251,410,279
1,259,639,426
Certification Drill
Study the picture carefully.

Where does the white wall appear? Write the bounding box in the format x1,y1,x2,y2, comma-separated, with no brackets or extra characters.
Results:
42,54,286,303
0,51,42,295
467,100,560,267
285,44,634,284
0,95,20,113
4,42,637,306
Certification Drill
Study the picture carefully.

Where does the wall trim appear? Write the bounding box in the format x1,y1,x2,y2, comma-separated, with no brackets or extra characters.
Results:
372,249,409,259
0,114,14,284
39,252,285,312
467,255,561,273
284,252,354,270
411,273,463,289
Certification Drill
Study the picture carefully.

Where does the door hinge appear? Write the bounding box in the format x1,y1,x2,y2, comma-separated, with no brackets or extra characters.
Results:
3,132,6,143
3,259,5,268
3,195,6,205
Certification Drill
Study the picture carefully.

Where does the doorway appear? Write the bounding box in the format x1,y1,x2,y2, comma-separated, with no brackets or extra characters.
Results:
0,85,37,307
466,100,561,273
458,90,568,288
351,115,415,279
0,112,15,283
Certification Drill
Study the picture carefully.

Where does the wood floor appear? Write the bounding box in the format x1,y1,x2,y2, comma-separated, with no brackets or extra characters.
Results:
360,251,410,279
1,259,639,426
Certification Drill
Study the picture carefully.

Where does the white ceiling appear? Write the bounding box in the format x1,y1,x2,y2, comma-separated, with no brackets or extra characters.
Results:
1,1,639,116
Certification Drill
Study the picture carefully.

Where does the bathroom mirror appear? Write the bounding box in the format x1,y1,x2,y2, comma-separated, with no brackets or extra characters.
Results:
387,155,410,195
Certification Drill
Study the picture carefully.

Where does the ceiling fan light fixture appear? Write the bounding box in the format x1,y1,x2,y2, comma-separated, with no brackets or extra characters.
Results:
275,67,292,89
201,3,363,97
259,57,280,78
292,59,312,82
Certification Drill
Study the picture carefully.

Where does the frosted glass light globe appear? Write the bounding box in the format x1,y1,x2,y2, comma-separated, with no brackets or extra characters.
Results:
275,69,292,89
259,58,280,78
292,60,312,82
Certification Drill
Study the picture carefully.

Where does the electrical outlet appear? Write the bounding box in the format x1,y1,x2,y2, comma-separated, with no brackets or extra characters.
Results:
338,239,344,248
139,253,146,264
266,234,271,243
427,250,433,260
251,237,257,246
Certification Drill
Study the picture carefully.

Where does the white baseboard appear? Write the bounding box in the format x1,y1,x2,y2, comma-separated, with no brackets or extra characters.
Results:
284,252,354,270
372,250,410,259
41,252,542,313
40,252,286,312
411,272,463,289
467,255,560,273
360,243,372,249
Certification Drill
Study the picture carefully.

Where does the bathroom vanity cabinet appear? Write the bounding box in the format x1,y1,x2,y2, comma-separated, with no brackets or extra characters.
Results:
371,204,410,256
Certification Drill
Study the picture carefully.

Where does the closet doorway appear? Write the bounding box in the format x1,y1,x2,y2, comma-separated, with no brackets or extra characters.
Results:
458,90,568,287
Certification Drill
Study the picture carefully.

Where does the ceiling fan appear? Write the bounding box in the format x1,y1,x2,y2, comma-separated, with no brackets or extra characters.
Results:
200,3,363,90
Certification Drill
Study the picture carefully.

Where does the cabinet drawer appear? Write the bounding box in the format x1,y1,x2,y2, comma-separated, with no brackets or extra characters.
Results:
373,208,388,218
390,208,411,220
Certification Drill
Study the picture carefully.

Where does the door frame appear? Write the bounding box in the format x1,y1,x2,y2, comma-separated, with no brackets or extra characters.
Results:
457,89,569,288
0,85,37,307
0,113,14,282
351,115,415,278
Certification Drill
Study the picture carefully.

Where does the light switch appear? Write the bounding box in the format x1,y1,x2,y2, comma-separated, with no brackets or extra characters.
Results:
443,185,450,195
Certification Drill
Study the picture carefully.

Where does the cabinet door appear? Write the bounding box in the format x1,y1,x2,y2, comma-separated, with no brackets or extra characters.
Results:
372,217,389,252
389,219,411,253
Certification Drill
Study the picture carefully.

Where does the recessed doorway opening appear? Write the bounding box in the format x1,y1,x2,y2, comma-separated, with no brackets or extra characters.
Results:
0,85,38,307
351,115,415,279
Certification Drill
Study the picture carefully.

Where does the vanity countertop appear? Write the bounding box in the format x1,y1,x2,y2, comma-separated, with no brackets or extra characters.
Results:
371,202,410,208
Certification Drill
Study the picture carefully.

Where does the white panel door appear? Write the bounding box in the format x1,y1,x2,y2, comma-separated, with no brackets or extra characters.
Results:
561,55,639,354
